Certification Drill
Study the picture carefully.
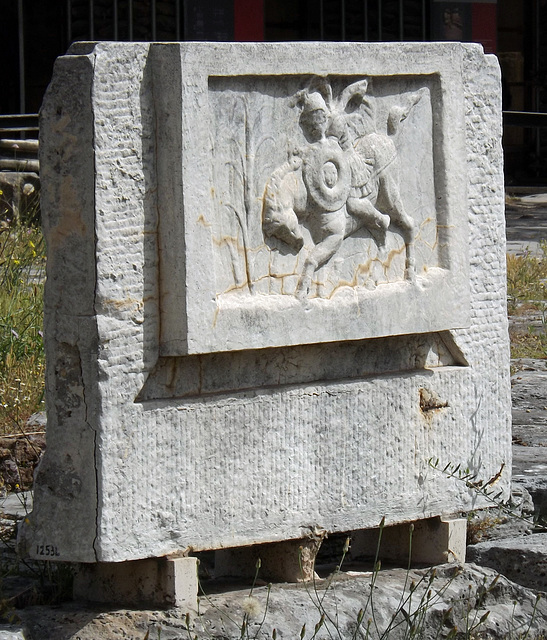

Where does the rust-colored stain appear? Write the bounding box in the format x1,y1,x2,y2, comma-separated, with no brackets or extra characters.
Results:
100,298,143,313
197,214,212,228
419,387,448,413
48,177,89,250
166,358,177,390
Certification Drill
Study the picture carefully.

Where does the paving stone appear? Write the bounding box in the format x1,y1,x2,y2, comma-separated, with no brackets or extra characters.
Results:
467,533,547,592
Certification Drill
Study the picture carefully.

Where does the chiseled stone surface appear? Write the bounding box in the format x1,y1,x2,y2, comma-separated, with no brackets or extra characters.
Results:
20,42,511,563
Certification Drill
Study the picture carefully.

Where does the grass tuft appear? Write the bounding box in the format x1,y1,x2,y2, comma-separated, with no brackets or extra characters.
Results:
507,243,547,313
507,244,547,359
0,197,46,435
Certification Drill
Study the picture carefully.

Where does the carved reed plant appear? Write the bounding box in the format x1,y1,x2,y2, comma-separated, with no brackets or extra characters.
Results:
0,189,46,435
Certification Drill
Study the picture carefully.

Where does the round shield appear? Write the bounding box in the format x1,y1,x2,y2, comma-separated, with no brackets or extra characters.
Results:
303,142,351,212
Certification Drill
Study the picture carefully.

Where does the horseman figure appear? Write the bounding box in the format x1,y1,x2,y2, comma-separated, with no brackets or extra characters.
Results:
262,76,424,298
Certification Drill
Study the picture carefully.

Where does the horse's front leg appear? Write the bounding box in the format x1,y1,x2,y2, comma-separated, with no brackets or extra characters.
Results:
379,173,417,282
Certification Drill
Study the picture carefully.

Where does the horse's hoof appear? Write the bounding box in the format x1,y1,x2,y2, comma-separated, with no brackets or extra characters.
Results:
405,268,417,284
376,213,390,231
295,276,311,300
293,235,305,251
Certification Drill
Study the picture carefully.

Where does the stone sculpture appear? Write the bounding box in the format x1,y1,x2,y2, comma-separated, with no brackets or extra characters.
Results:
263,77,424,298
21,45,510,607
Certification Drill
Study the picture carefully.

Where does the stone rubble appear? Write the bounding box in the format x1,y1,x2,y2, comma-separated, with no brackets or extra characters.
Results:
467,533,547,591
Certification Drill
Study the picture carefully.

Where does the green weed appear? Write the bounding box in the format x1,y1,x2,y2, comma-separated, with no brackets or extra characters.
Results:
506,244,547,359
429,459,546,532
0,190,46,434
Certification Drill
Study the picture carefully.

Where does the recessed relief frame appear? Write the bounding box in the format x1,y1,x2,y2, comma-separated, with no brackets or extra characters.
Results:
156,48,469,355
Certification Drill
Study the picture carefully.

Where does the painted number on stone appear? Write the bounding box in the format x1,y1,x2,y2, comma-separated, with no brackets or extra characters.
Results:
36,544,60,557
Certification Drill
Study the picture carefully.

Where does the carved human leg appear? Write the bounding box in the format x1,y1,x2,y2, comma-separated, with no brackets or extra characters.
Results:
296,209,345,298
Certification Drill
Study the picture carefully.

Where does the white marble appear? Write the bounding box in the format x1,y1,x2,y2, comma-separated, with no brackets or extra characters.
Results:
20,42,511,564
154,44,470,355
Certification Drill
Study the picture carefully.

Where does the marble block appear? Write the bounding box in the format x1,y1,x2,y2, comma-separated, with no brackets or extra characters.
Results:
20,42,511,563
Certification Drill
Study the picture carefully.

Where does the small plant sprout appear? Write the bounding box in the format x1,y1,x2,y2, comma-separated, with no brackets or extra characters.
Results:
429,458,546,531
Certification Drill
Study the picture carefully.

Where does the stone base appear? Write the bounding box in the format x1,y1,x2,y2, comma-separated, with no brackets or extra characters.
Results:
72,518,465,607
73,556,198,610
215,535,324,582
351,517,467,565
214,517,466,583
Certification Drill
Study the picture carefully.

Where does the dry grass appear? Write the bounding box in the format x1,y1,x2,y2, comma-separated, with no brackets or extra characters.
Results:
509,328,547,360
507,245,547,312
507,246,547,360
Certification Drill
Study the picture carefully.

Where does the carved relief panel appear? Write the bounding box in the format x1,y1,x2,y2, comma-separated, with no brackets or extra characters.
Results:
155,47,469,355
210,75,438,301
